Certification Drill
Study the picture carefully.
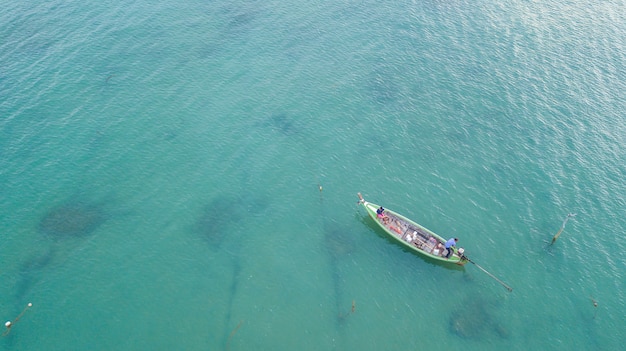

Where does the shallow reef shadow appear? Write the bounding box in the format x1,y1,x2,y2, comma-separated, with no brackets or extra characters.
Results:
195,197,239,249
264,113,300,137
22,195,118,300
194,193,267,250
324,224,356,260
320,192,357,324
449,296,509,340
326,229,356,326
367,62,401,105
193,192,269,349
14,247,56,300
38,199,107,240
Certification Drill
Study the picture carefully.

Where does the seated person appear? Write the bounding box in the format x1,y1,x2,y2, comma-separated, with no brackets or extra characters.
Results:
376,206,385,218
376,206,390,224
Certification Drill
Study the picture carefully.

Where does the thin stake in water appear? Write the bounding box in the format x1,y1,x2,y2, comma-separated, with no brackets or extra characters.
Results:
550,213,576,245
226,320,244,350
339,300,356,319
3,303,32,337
591,295,599,319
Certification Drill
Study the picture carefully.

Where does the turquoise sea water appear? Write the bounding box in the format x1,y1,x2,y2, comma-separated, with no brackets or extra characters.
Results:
1,0,625,349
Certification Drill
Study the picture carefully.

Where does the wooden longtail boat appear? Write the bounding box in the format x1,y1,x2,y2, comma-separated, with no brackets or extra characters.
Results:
358,193,469,266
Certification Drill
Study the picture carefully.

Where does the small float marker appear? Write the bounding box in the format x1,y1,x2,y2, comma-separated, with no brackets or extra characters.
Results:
3,303,32,336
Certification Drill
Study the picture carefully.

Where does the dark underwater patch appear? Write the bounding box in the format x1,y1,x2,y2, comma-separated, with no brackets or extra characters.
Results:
366,62,402,105
14,248,56,299
268,113,299,136
324,225,355,259
195,197,241,249
38,201,106,239
449,296,509,340
194,193,268,249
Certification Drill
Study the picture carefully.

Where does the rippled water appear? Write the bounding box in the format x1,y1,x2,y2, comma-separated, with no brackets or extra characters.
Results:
1,0,624,350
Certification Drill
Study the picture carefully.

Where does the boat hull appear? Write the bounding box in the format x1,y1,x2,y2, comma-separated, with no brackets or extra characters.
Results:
359,196,468,266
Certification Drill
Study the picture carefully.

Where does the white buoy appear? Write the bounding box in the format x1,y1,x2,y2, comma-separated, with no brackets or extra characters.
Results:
3,302,32,335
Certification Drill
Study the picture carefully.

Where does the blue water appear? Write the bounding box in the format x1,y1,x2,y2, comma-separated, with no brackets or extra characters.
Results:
1,0,624,350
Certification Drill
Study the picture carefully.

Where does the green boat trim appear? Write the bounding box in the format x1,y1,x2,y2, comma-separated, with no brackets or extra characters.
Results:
358,193,469,266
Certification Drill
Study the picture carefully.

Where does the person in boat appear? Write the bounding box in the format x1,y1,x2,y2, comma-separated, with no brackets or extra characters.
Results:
376,206,390,224
376,206,385,217
444,238,458,259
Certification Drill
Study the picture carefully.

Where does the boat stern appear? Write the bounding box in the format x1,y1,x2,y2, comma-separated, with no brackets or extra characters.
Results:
456,248,470,265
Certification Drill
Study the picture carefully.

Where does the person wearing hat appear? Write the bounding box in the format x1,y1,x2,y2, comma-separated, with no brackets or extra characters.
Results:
445,238,458,259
